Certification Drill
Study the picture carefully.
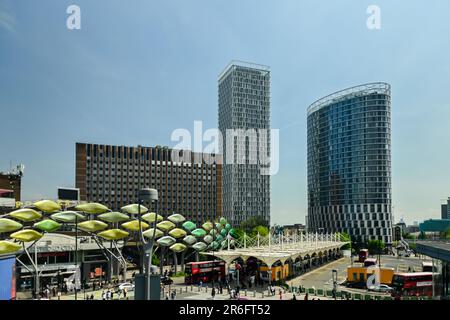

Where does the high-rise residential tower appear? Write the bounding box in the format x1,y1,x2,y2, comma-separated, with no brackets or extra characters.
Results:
218,61,271,227
307,83,393,244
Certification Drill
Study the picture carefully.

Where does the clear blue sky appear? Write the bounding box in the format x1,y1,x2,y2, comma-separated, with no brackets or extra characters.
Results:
1,0,449,226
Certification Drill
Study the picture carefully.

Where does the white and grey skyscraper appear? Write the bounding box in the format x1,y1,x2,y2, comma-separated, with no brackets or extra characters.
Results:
218,61,271,227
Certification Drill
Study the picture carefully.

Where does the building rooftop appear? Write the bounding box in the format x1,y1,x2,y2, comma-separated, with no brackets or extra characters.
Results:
218,60,270,82
307,82,391,116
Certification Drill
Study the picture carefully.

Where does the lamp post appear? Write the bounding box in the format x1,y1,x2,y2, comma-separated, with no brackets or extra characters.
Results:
136,188,159,300
332,269,337,299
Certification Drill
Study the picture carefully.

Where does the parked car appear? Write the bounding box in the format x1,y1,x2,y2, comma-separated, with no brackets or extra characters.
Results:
368,284,393,293
117,282,135,291
346,282,366,289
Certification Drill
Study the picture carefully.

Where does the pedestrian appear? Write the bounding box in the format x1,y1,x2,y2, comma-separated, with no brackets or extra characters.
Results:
165,292,170,300
57,291,61,300
111,291,114,300
93,282,96,291
123,288,127,299
90,294,94,300
292,293,297,300
304,293,309,300
101,291,106,300
211,287,216,300
279,289,283,300
199,280,203,288
52,287,56,297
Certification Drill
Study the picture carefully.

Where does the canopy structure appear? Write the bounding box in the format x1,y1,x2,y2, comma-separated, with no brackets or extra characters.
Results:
202,232,348,267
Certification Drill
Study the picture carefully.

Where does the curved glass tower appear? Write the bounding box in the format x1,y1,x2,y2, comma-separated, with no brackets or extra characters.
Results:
307,83,392,244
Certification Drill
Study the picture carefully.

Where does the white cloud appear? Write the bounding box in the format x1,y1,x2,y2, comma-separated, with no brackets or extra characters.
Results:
0,7,15,32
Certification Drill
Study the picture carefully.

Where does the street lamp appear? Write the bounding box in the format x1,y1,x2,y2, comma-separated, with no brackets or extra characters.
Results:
332,269,338,299
135,188,159,300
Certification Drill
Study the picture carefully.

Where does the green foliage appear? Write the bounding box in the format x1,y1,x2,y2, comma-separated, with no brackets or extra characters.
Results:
239,216,269,234
402,232,414,240
367,240,385,255
253,225,269,237
172,271,186,277
152,252,160,265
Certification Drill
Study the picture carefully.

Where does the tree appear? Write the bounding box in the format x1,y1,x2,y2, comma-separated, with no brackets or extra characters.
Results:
253,225,269,237
239,216,269,234
418,231,427,240
337,232,351,250
367,240,385,255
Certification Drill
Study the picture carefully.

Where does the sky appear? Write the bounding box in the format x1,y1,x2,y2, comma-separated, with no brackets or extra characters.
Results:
0,0,449,226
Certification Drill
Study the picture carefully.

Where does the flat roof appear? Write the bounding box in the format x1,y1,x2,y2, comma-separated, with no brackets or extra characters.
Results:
307,82,390,116
218,60,270,82
415,241,450,263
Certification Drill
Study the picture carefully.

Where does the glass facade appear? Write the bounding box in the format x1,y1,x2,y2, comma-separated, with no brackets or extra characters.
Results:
218,61,271,227
307,83,393,244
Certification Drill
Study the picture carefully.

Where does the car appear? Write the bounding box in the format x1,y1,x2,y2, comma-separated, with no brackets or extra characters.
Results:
368,284,393,293
117,282,135,291
346,282,367,289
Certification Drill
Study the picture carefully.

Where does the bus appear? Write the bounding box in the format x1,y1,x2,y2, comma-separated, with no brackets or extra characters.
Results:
422,261,434,272
391,272,433,297
358,249,369,262
184,261,226,285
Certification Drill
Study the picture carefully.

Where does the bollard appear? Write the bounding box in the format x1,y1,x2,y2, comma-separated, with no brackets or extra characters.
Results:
245,290,247,296
198,286,200,292
254,290,256,297
191,285,193,292
262,292,264,298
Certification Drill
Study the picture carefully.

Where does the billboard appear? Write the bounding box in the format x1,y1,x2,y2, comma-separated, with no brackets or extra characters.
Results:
0,256,16,300
57,187,79,201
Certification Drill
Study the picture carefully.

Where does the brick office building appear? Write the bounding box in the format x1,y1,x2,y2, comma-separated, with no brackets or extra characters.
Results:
75,143,222,224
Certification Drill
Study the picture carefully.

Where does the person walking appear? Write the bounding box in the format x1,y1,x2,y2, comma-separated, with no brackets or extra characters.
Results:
211,287,216,300
57,291,61,300
90,294,94,300
101,291,106,300
304,292,309,300
292,293,297,300
279,289,283,300
123,288,127,299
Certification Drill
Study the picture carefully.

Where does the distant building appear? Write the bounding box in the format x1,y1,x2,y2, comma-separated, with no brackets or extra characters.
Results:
279,224,306,236
0,166,24,209
442,197,450,219
393,225,402,241
405,225,420,234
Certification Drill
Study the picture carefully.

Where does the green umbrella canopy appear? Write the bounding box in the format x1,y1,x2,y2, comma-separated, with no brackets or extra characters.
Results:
143,228,164,239
192,242,207,251
75,203,109,214
121,220,149,231
211,241,220,250
10,229,43,242
157,236,176,247
98,211,130,223
0,240,22,255
167,213,186,224
0,218,23,233
9,208,42,222
33,219,61,233
209,229,218,237
97,229,129,241
141,212,163,223
215,235,224,242
183,235,197,246
219,217,227,225
229,228,238,238
225,223,231,231
203,235,214,244
220,228,228,237
34,200,61,213
156,220,175,232
170,243,187,253
202,222,213,232
169,228,187,239
182,221,196,232
77,220,108,232
191,228,207,238
51,211,85,223
121,204,148,215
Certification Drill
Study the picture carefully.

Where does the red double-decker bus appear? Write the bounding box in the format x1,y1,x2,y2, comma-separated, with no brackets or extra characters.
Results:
184,261,226,285
391,272,433,297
